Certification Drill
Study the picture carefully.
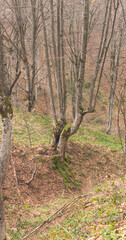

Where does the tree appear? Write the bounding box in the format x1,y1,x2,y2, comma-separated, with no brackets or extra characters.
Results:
117,80,126,168
0,19,12,240
106,25,124,134
4,0,41,112
40,0,119,162
0,18,21,238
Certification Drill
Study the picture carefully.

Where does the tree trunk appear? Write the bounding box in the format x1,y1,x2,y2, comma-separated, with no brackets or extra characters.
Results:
106,26,123,134
40,0,57,123
106,90,115,134
124,130,126,166
0,187,6,240
59,134,68,162
0,17,13,239
52,118,66,150
58,111,90,162
0,114,12,240
28,92,35,112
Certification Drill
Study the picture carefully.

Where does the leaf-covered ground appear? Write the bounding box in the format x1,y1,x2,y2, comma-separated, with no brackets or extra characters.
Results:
1,110,125,239
40,178,126,240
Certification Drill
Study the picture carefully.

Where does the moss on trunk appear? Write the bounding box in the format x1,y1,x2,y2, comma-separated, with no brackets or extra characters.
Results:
0,95,13,119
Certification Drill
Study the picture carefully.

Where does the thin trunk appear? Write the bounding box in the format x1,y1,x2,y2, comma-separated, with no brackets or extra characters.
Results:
89,0,112,108
15,47,20,108
30,0,37,106
59,0,89,161
91,0,119,109
40,0,57,124
106,27,123,134
9,48,13,88
35,48,39,99
61,0,66,116
57,0,63,118
70,63,76,119
124,129,126,168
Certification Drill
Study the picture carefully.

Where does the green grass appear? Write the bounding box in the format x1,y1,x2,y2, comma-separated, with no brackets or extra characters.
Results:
8,217,43,239
70,127,122,151
12,109,53,145
7,178,126,240
11,109,122,151
40,179,126,240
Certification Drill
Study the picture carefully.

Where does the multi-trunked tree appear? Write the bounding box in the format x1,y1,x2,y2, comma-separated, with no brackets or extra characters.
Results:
40,0,120,162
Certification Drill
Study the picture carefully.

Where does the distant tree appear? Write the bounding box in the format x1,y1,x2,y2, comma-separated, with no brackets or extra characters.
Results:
4,0,41,112
117,80,126,167
106,25,124,134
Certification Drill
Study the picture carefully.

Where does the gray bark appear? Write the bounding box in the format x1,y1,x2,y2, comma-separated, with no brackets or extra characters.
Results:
10,0,40,112
106,27,123,134
0,103,13,240
89,0,119,109
0,20,13,240
40,0,57,124
59,0,90,162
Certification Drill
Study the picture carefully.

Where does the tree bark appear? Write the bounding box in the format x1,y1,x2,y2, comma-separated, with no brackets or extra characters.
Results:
0,18,13,239
0,187,6,240
106,26,123,134
40,0,57,124
0,116,12,240
0,110,12,240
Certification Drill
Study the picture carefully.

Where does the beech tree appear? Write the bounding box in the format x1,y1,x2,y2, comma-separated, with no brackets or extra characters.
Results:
117,80,126,167
106,26,124,134
0,17,21,238
40,0,120,162
4,0,41,112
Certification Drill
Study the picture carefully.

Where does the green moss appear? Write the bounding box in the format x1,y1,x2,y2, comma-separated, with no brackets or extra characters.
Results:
0,95,13,118
52,155,78,188
37,157,45,163
53,119,67,138
79,106,87,114
62,124,71,138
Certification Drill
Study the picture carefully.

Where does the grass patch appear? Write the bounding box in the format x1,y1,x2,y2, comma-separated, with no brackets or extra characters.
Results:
0,109,121,152
70,127,122,151
12,109,53,145
40,178,126,239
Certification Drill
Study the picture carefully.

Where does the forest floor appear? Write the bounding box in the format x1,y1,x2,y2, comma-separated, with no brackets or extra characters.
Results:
2,109,126,239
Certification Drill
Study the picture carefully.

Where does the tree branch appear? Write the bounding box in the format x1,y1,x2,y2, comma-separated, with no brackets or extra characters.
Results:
9,71,21,95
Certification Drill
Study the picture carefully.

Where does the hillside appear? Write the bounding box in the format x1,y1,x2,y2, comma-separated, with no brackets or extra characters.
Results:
2,110,125,240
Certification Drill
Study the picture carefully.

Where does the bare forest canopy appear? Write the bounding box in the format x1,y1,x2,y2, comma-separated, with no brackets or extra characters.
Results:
0,0,125,163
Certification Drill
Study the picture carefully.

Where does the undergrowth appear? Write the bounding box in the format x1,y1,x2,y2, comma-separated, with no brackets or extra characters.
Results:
70,127,122,151
40,178,126,240
12,109,122,151
0,109,121,152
